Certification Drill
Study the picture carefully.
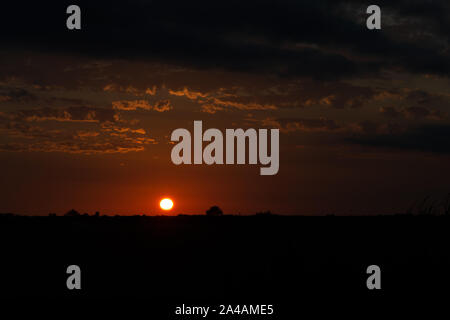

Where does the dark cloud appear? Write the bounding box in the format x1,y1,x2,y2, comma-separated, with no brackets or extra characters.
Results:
404,106,444,120
379,106,402,119
406,90,434,104
380,105,447,120
1,1,448,79
0,87,36,102
353,120,384,135
347,124,450,154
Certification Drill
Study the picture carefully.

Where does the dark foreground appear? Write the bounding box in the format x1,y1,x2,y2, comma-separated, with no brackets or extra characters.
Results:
1,214,449,317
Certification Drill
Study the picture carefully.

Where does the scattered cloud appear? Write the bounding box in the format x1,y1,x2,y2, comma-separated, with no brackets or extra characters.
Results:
253,117,341,133
103,84,158,96
169,87,208,100
201,104,224,114
0,107,157,154
112,99,172,112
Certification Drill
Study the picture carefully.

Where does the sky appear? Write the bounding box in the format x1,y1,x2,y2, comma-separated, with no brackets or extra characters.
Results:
0,1,449,215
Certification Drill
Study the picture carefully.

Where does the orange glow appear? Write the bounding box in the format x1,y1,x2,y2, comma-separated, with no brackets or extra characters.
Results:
160,198,174,211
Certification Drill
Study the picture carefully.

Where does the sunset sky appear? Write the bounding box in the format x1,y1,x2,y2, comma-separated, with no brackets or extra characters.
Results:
0,1,449,215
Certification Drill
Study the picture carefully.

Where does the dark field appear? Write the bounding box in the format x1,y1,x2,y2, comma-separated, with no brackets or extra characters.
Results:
1,214,449,316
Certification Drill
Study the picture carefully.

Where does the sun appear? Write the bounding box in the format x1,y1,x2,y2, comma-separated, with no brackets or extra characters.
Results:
160,198,174,211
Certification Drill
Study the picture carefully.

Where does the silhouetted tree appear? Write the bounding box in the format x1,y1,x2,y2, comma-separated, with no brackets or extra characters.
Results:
206,206,223,216
65,209,80,217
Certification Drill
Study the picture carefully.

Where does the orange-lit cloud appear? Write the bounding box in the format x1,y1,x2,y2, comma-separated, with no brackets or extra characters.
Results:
255,117,341,133
112,99,172,112
103,84,158,96
0,107,157,154
169,87,208,100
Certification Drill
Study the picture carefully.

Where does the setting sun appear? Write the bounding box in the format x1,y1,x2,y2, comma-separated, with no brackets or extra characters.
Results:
160,198,174,211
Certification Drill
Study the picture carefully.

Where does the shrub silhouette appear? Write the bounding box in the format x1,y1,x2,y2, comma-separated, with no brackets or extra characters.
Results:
443,194,450,216
407,194,450,215
206,206,223,216
65,209,81,217
417,196,437,215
